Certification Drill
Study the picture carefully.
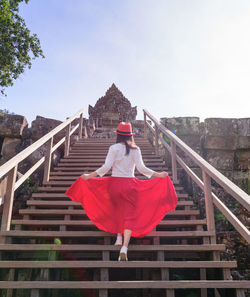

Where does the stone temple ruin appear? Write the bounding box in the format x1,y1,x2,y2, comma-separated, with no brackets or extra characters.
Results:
88,83,143,137
88,83,137,127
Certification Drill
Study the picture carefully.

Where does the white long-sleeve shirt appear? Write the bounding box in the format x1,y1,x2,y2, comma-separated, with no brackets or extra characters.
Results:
96,143,155,178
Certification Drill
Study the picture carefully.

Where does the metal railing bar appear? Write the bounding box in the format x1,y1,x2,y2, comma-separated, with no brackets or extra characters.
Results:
176,154,250,243
0,109,83,179
144,109,250,212
14,157,45,191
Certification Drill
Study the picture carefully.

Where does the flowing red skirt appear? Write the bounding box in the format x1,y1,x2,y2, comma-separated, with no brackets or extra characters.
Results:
65,176,178,238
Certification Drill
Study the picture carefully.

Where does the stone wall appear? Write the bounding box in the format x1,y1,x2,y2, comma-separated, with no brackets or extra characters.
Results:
0,114,68,207
160,116,249,220
160,116,249,193
160,116,250,282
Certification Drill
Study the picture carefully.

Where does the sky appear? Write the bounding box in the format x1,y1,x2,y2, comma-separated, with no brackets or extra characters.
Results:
1,0,250,125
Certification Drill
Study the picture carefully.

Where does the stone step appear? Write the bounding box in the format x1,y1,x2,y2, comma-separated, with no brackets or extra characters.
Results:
26,200,193,208
0,280,248,289
69,149,156,154
48,175,175,182
71,144,153,147
60,158,165,163
74,139,152,143
19,209,198,217
0,230,212,238
77,139,150,143
11,219,205,227
68,152,157,156
0,243,223,252
64,155,163,160
37,186,183,192
72,144,154,149
49,172,172,180
0,260,237,269
56,162,166,167
53,166,169,171
41,182,182,190
31,192,187,199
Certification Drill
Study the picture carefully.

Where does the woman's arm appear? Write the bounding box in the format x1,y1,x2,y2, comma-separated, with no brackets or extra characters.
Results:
133,148,168,178
80,171,98,180
80,145,116,180
152,171,168,178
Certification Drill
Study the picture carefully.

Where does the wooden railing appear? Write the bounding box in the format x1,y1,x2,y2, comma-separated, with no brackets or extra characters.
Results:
0,109,84,233
143,109,250,244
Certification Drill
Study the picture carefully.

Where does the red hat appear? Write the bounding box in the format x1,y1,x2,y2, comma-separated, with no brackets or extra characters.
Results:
114,122,135,136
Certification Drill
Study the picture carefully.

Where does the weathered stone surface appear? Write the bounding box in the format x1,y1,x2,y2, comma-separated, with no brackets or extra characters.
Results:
205,151,234,171
1,137,21,161
29,116,64,142
237,118,250,136
235,151,250,171
233,171,250,194
0,114,28,138
161,117,200,135
88,83,137,127
204,118,238,136
177,135,202,153
30,146,61,168
218,232,250,282
91,119,144,139
238,136,250,149
0,176,7,205
160,117,202,168
204,136,237,150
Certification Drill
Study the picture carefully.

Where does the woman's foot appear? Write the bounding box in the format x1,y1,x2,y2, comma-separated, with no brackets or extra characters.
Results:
114,234,122,246
118,246,128,261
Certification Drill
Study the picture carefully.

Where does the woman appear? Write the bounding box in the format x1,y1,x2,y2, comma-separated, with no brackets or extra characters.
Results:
65,122,178,261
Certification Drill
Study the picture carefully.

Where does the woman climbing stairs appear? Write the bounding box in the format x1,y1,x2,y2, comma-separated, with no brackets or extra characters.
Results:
0,137,249,297
0,109,249,297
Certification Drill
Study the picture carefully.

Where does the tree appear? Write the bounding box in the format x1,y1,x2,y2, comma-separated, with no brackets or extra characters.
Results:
0,0,44,95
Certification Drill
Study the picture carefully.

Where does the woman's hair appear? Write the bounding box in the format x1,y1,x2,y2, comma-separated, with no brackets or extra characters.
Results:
116,134,139,155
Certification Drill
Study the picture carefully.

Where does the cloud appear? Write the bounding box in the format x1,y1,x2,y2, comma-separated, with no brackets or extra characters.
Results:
3,0,250,123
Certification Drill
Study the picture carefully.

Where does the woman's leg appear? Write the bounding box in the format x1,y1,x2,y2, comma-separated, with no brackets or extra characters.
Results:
123,229,132,247
119,229,132,261
114,232,122,245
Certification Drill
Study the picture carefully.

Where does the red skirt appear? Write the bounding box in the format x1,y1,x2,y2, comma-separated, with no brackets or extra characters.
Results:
65,176,178,238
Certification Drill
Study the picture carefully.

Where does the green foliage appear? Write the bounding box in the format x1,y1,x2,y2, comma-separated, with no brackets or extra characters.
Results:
0,108,14,114
172,273,185,280
20,176,39,193
185,293,198,297
215,211,227,222
163,134,171,144
0,0,44,95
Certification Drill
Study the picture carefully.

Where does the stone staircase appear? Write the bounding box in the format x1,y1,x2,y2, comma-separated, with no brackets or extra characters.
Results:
0,137,249,297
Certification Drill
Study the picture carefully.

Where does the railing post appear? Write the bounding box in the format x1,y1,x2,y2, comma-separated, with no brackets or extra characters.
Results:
84,125,88,138
78,113,83,139
171,141,178,183
155,126,159,156
64,123,71,157
202,170,216,244
144,112,147,139
43,137,53,184
0,165,17,232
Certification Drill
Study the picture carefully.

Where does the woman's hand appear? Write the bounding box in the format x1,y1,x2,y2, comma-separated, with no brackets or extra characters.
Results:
159,171,168,178
80,173,90,180
80,171,98,180
153,171,168,178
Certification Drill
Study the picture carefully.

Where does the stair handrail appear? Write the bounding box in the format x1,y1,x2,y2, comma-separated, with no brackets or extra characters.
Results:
143,109,250,244
0,109,84,233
